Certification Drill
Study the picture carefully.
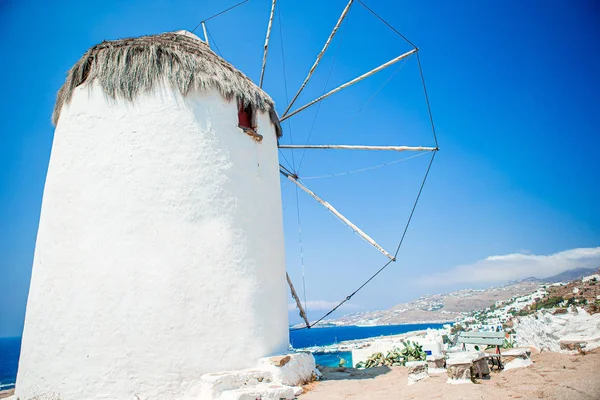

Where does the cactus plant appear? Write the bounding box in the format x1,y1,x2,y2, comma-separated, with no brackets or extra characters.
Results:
356,341,426,369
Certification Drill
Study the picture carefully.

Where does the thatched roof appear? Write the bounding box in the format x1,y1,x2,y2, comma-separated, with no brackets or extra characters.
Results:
52,31,282,137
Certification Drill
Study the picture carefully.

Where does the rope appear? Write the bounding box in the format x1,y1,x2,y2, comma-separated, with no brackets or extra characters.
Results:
192,0,251,32
332,59,408,141
356,0,417,49
277,5,311,320
277,4,296,170
294,185,308,314
300,151,428,180
206,27,223,58
416,52,439,148
296,10,352,175
286,0,439,331
298,58,409,171
393,151,436,258
278,149,294,172
291,151,437,330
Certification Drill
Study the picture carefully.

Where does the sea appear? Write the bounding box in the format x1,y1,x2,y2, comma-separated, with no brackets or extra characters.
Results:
0,323,445,388
0,337,21,391
290,323,446,367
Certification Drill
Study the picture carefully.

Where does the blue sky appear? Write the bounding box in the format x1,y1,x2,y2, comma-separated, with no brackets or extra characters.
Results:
1,0,599,335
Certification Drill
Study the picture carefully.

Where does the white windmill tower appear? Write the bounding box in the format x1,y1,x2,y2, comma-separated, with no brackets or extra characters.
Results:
15,1,438,399
16,30,291,400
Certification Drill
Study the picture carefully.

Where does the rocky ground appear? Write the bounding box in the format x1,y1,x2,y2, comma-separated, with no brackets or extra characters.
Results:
0,390,13,399
302,349,600,399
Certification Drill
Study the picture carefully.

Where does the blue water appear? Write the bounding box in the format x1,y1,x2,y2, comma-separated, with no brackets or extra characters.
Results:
0,337,21,390
290,323,446,368
289,323,446,349
312,351,353,368
0,323,446,387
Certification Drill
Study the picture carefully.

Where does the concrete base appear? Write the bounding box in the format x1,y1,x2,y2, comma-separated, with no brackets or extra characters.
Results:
501,348,533,371
426,354,445,369
199,352,316,399
446,360,472,384
406,361,429,385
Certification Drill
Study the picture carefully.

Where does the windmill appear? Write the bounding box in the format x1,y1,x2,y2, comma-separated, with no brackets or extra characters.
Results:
14,1,437,399
194,0,439,329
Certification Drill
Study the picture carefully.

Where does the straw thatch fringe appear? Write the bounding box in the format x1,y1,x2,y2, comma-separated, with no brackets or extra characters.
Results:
52,31,282,137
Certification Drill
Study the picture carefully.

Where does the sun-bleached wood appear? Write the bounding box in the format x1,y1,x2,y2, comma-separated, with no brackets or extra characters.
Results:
282,0,354,116
281,168,394,260
281,48,418,121
279,144,437,152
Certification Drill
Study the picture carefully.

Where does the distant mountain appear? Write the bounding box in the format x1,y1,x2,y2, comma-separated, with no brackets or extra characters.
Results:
540,267,597,283
302,268,599,328
311,281,540,328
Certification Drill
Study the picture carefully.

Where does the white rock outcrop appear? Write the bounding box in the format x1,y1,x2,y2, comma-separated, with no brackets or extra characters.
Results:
514,307,600,353
198,353,316,399
406,361,429,385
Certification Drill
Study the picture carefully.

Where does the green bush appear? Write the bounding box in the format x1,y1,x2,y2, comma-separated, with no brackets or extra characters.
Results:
356,341,427,369
532,296,564,310
450,324,465,335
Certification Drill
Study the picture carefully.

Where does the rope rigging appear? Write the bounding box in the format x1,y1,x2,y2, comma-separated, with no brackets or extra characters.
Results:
300,151,429,180
188,0,439,330
281,1,439,330
296,6,352,176
191,0,250,33
289,151,436,330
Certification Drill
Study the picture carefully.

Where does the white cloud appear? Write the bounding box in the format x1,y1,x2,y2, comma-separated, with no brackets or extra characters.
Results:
426,247,600,286
288,300,361,312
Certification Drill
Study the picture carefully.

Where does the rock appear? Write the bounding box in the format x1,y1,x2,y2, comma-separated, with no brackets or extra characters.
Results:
406,361,429,385
200,369,273,398
292,386,303,396
198,352,317,399
559,335,600,354
472,357,490,378
258,352,316,386
500,348,530,365
426,354,445,369
552,308,568,315
220,383,297,400
446,358,472,384
269,355,291,367
504,358,533,370
560,340,584,352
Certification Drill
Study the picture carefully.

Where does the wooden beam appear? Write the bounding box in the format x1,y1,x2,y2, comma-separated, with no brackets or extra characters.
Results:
202,22,209,47
279,144,437,152
282,0,354,116
280,168,394,260
281,48,418,121
287,272,310,328
259,0,277,88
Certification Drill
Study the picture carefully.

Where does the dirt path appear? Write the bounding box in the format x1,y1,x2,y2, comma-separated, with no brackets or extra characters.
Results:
302,350,600,400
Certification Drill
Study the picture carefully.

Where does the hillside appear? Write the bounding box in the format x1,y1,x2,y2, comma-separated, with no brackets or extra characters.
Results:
313,268,597,327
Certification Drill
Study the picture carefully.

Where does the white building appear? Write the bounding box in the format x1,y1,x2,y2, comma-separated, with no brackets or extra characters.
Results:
16,31,289,400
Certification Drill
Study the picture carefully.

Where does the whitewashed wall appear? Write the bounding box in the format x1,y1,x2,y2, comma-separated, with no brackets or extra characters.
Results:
16,83,289,400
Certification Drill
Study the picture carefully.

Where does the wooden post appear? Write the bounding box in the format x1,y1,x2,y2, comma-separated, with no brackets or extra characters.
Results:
281,48,418,121
202,22,209,47
287,272,310,328
282,0,354,116
279,144,437,152
280,168,394,260
260,0,277,88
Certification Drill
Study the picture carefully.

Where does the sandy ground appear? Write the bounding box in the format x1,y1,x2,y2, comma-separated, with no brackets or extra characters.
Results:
302,350,600,400
0,389,13,399
1,351,597,399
